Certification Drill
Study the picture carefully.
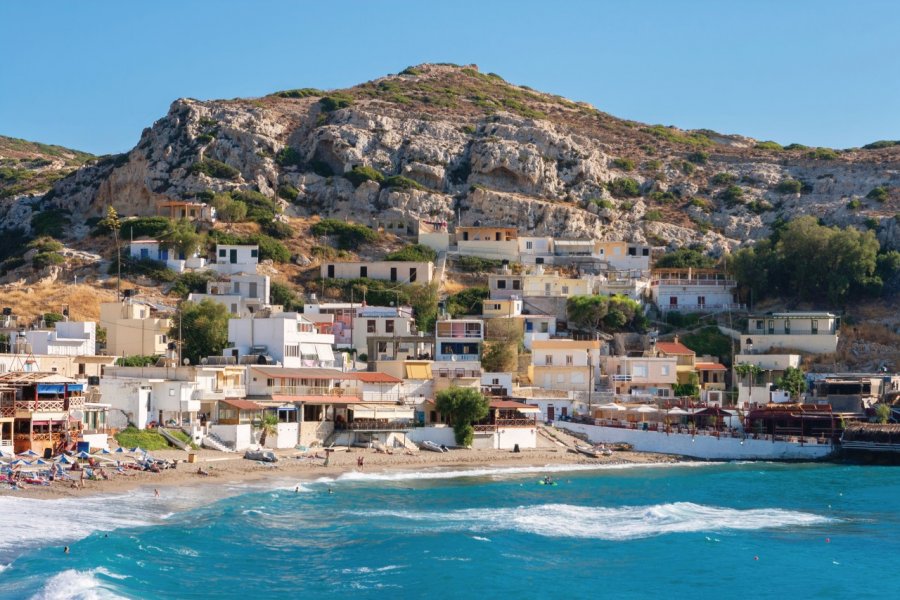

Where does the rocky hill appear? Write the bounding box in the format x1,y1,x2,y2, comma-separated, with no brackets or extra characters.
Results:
2,63,899,253
0,135,93,200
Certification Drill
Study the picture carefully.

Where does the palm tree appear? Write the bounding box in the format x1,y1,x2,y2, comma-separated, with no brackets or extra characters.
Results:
258,413,279,448
734,363,764,400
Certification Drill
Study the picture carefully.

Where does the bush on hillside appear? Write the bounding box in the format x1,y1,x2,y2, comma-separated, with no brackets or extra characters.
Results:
345,165,385,187
607,177,640,198
311,218,378,250
121,216,172,239
189,159,240,180
385,244,437,262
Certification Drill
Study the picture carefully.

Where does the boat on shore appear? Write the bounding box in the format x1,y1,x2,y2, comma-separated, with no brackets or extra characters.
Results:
419,440,446,453
575,444,612,458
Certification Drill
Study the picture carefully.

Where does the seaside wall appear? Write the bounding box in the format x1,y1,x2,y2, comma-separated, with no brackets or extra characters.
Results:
273,423,299,449
556,422,835,461
407,426,457,447
210,424,253,450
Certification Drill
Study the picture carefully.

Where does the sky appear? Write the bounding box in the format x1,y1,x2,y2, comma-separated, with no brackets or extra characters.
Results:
1,0,899,155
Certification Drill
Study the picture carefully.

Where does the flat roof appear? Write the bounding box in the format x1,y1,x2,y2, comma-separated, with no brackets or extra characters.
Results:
250,366,401,383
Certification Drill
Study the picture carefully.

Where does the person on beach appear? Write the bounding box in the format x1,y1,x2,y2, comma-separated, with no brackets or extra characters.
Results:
64,546,69,554
154,488,160,498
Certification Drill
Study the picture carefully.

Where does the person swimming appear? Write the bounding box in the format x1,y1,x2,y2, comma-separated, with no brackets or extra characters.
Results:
543,476,554,485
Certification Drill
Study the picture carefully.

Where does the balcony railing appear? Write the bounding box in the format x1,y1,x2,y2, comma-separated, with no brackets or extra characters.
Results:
436,354,480,362
661,303,744,312
336,419,412,431
652,278,737,287
2,397,85,413
269,386,361,398
611,374,633,382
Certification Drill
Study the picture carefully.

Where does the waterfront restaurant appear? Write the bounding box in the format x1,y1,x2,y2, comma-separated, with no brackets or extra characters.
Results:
0,372,85,456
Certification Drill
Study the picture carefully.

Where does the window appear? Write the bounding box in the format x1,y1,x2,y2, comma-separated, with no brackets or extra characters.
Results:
512,279,521,290
526,241,533,250
250,249,258,258
249,282,258,298
545,355,553,366
545,283,551,294
784,320,790,335
633,364,648,378
409,267,417,282
360,266,368,278
811,320,818,334
669,297,678,307
661,365,670,376
562,286,569,295
598,248,605,255
285,345,299,357
642,248,650,256
697,296,705,307
230,304,238,314
565,355,574,366
327,265,335,278
233,282,241,293
768,320,775,335
755,320,764,330
539,322,549,333
462,231,469,241
497,279,507,289
628,246,637,256
367,320,376,334
385,320,395,333
390,267,397,282
219,249,226,258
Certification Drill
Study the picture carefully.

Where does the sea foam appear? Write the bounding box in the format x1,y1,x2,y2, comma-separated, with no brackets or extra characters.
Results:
358,502,833,541
27,568,126,600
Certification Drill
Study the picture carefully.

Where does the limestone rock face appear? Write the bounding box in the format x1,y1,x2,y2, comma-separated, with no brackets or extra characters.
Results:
6,64,898,252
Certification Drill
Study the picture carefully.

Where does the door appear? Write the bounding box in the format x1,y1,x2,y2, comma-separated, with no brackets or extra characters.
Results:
547,405,555,421
230,249,238,264
327,264,335,278
390,267,397,282
561,407,568,418
360,266,367,278
409,267,417,282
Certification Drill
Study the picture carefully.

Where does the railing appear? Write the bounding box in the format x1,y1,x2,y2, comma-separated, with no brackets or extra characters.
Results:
748,329,837,336
435,369,481,378
651,278,737,287
336,419,411,431
269,386,361,398
436,354,480,362
611,375,633,382
661,303,744,312
495,418,537,427
3,397,85,413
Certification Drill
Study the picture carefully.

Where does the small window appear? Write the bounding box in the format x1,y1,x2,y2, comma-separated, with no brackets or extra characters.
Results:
250,249,259,258
642,248,650,256
545,354,553,366
497,280,506,289
385,320,395,333
360,266,368,278
367,320,376,334
526,241,533,250
512,280,521,290
409,267,417,282
219,249,226,258
562,286,569,295
565,355,573,366
697,296,705,306
755,320,764,330
669,297,678,306
661,365,670,376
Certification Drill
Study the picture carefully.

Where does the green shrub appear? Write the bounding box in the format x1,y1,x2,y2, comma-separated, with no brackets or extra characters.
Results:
784,143,809,151
748,200,773,214
231,190,278,224
31,208,70,238
806,147,839,160
776,179,803,194
196,133,214,144
864,217,880,230
456,256,502,272
460,124,477,135
720,185,744,204
247,233,291,263
275,147,303,168
607,177,641,198
755,141,783,151
115,256,178,283
687,151,709,165
311,218,378,250
385,244,437,262
170,270,217,298
655,248,716,269
215,199,247,223
273,88,323,99
345,165,385,187
319,93,353,112
862,140,899,150
592,198,615,210
867,186,889,202
121,216,172,239
277,183,299,201
679,160,695,175
619,201,634,211
644,209,663,221
644,159,662,171
847,199,862,210
190,159,240,180
649,191,678,203
270,281,304,311
115,355,159,367
383,175,426,191
32,251,65,269
711,172,737,185
27,236,63,253
689,197,712,212
611,157,635,171
264,220,295,239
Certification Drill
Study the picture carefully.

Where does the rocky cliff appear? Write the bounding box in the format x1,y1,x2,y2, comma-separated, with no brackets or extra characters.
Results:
3,64,899,252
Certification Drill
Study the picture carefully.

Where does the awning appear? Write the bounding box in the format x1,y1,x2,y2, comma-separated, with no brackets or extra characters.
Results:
514,405,541,413
316,345,335,362
405,363,431,379
37,384,84,394
351,405,415,419
221,398,262,410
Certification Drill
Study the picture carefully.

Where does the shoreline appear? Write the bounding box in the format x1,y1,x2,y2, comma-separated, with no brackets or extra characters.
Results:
1,446,681,500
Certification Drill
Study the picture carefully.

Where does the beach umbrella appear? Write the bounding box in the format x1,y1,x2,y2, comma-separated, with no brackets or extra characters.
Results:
599,403,627,411
17,449,39,458
10,459,27,467
0,447,12,458
114,447,127,453
75,451,92,459
130,447,145,454
630,405,659,423
98,448,112,455
55,455,75,464
32,458,50,466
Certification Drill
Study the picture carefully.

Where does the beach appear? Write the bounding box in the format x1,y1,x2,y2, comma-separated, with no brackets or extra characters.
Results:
0,445,678,500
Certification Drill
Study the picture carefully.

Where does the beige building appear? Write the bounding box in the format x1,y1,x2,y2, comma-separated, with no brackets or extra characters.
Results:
742,312,840,355
652,338,697,385
522,268,594,297
456,226,519,261
529,339,602,392
100,300,172,357
601,355,678,397
321,261,434,284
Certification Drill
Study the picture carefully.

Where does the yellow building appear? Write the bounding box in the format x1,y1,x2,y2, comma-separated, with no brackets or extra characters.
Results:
456,226,519,261
100,300,172,357
528,339,602,392
652,338,696,385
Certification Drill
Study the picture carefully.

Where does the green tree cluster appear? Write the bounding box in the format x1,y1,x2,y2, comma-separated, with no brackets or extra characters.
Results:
729,216,899,304
567,294,646,335
173,299,231,365
654,248,717,269
435,386,490,447
311,218,378,250
385,244,437,262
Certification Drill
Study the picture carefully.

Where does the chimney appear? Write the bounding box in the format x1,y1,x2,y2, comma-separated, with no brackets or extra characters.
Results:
673,335,679,344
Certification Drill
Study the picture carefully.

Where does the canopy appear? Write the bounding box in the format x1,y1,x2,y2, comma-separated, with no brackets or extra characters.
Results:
351,405,415,419
114,447,127,453
316,345,335,362
55,455,75,464
32,458,50,465
37,383,85,394
17,449,39,457
75,451,92,459
630,405,659,413
599,403,627,411
666,407,690,415
97,448,112,454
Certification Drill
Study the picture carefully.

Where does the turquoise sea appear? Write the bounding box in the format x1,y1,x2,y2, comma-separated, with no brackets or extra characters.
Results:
1,462,898,599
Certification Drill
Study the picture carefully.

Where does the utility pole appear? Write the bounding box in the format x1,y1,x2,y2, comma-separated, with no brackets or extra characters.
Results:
587,349,594,421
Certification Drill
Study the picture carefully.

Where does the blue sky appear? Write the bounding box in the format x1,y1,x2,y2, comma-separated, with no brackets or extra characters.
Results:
2,0,898,155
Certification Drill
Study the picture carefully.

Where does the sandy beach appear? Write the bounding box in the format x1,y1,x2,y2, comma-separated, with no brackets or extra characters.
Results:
0,445,680,500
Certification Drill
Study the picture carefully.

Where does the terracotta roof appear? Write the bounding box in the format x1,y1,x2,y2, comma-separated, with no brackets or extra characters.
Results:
221,398,263,410
250,366,401,383
696,362,727,371
655,342,694,355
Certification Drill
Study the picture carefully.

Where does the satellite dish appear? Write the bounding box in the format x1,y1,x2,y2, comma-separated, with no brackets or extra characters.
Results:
183,358,190,366
200,358,208,365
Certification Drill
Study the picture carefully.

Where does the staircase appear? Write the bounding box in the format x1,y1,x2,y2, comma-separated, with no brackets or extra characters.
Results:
158,427,190,451
202,432,235,453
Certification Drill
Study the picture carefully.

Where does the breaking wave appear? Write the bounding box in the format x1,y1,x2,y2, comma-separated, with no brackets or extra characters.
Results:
27,568,127,600
357,502,833,540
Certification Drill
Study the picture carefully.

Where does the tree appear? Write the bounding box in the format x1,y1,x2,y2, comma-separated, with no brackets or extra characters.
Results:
654,248,717,269
435,386,490,447
258,413,279,447
874,403,891,424
173,299,231,365
734,363,764,396
159,219,203,257
99,206,123,300
775,366,807,401
480,342,516,373
567,295,609,336
115,355,159,367
673,373,700,398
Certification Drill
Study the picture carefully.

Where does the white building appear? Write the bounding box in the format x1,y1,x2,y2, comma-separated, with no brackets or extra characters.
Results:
100,300,171,357
321,261,434,284
128,239,206,274
741,312,840,355
523,315,556,350
211,244,259,275
189,273,272,317
518,236,554,265
226,312,337,369
351,306,416,352
16,321,96,357
435,318,484,362
650,268,740,314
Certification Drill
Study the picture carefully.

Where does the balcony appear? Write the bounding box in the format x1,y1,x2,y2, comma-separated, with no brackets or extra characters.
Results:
2,396,85,414
436,354,480,362
269,386,362,399
611,374,633,382
661,303,744,313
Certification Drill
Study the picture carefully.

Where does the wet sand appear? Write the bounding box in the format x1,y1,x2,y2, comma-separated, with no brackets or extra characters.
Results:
1,446,679,500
